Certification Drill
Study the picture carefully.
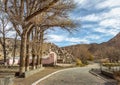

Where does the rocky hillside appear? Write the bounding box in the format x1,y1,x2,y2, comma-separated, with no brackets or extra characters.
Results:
0,38,20,59
62,32,120,59
102,32,120,48
0,38,74,63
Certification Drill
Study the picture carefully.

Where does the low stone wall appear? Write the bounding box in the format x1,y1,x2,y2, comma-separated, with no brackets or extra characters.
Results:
25,67,44,78
15,67,45,78
101,70,114,78
0,76,14,85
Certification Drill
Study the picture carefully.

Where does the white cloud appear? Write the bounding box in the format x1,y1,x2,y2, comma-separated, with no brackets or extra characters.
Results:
66,37,89,43
108,8,120,17
96,0,120,9
108,29,119,36
79,7,120,22
80,14,101,21
94,27,119,36
74,0,87,5
81,24,94,28
94,28,106,33
47,34,90,44
101,8,120,19
47,34,65,42
75,0,102,9
85,34,101,40
6,31,16,38
99,18,120,29
98,8,120,32
79,6,120,35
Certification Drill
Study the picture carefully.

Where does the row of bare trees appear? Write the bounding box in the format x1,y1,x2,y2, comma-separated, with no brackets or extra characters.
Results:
95,46,120,63
63,45,93,64
0,10,14,65
0,0,78,76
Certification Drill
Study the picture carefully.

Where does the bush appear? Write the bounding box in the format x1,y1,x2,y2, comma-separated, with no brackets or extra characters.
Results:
102,63,120,67
102,63,120,70
76,58,84,67
87,55,94,61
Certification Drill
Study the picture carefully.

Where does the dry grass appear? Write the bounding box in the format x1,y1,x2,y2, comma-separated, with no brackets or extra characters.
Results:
114,71,120,85
13,67,64,85
102,63,120,67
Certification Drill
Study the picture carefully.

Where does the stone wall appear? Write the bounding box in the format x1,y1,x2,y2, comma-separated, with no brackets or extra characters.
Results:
0,76,14,85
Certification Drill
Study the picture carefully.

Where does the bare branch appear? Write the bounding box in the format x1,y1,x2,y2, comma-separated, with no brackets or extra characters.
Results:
25,0,59,22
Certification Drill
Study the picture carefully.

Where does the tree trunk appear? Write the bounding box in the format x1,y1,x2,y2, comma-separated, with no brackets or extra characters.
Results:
32,53,36,69
3,43,7,65
19,33,27,76
12,33,17,65
36,27,40,68
25,32,30,71
25,34,30,71
31,30,36,69
39,30,44,67
3,28,7,65
39,48,42,67
36,55,40,68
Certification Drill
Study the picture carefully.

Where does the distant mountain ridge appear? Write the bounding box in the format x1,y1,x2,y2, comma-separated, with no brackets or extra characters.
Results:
62,32,120,59
103,32,120,48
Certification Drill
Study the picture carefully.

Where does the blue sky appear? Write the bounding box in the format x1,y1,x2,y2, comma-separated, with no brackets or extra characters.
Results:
46,0,120,47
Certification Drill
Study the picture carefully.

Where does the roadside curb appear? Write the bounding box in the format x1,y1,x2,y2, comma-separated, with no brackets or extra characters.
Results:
32,67,79,85
89,69,118,85
89,70,107,81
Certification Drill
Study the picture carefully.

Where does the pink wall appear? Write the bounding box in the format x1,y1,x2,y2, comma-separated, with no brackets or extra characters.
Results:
7,52,57,66
42,53,55,65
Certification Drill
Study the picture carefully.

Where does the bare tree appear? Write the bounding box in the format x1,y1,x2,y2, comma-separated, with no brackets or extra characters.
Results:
2,0,78,76
12,33,18,65
24,0,77,69
0,11,13,65
65,45,91,64
76,46,91,64
2,0,61,75
105,47,120,63
35,0,77,67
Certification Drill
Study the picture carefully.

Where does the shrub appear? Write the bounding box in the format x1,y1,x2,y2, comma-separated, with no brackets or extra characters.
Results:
76,58,84,67
87,55,94,61
102,63,120,67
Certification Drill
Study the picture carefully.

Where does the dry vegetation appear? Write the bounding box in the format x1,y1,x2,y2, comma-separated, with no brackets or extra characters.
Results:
63,33,120,64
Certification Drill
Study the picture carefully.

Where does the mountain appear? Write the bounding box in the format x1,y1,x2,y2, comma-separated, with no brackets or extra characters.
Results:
62,32,120,59
102,32,120,48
